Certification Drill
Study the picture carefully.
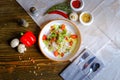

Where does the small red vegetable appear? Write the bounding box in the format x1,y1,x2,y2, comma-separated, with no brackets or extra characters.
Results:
70,34,78,39
61,24,65,30
42,35,47,40
50,37,56,43
20,31,36,47
48,10,68,18
54,50,59,57
61,53,64,57
69,40,73,46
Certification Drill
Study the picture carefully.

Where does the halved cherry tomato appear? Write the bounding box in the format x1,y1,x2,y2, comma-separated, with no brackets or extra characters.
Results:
61,24,65,30
20,31,36,47
54,50,59,57
69,40,73,46
61,53,64,57
42,35,47,40
70,34,78,39
65,36,68,41
50,37,56,43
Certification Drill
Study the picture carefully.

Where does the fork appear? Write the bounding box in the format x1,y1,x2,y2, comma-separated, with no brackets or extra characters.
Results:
76,52,89,65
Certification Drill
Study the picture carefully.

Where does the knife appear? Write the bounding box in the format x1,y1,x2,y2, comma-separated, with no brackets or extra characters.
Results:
82,56,96,70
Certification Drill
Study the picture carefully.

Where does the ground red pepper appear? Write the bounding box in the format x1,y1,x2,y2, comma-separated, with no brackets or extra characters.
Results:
72,0,81,8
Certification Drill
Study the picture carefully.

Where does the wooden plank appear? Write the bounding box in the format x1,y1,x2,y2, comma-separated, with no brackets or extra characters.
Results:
0,0,69,80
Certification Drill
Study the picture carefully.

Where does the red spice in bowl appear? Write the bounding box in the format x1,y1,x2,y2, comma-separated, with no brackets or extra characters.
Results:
70,0,84,11
72,0,81,8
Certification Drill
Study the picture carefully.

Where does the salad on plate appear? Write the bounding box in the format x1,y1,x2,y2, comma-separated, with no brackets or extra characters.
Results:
42,24,78,58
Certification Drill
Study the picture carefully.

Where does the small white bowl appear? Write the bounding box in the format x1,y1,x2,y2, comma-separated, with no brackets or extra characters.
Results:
69,12,78,21
79,11,93,26
70,0,84,11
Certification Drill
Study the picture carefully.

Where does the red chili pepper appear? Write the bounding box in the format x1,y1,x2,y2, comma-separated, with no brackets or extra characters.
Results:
20,31,36,47
48,10,68,18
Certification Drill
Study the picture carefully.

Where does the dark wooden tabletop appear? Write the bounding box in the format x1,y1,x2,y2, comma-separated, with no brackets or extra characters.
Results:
0,0,70,80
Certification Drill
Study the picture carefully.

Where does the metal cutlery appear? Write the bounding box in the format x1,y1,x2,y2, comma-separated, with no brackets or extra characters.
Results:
80,62,100,80
87,63,100,76
85,63,100,80
82,56,96,70
67,50,89,80
76,52,89,65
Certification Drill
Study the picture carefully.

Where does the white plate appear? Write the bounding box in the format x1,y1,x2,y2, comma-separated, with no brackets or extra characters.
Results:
38,19,81,61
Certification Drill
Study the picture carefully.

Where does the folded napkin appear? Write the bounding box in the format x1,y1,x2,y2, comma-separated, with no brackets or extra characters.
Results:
60,49,104,80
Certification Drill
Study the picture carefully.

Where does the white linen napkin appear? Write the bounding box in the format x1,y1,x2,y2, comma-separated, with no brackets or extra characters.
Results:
60,49,104,80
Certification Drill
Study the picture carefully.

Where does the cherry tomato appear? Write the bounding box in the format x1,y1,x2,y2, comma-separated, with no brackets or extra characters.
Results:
70,34,78,39
61,24,65,30
54,50,59,57
61,53,64,57
42,35,47,40
69,40,73,46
